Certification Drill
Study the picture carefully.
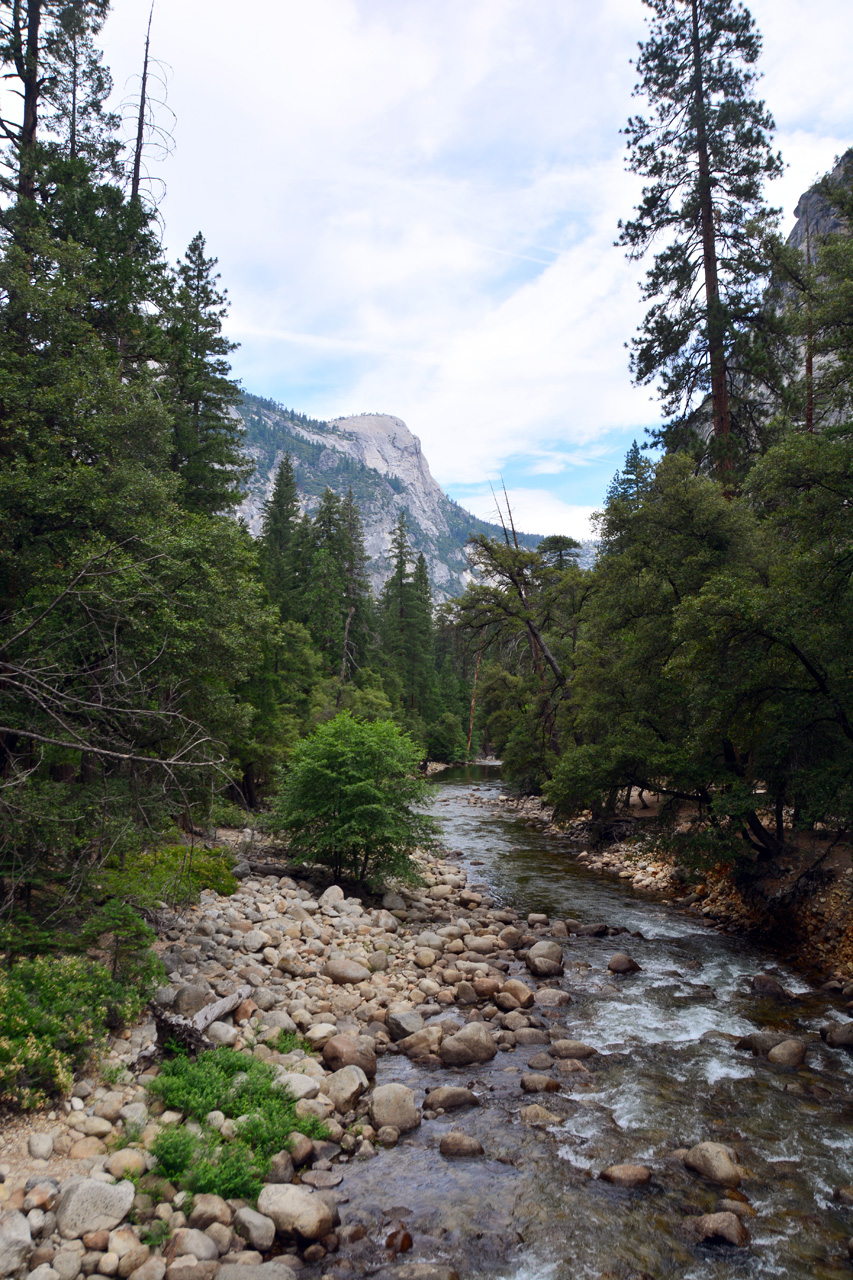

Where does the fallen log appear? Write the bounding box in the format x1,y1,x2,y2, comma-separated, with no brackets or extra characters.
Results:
136,984,253,1066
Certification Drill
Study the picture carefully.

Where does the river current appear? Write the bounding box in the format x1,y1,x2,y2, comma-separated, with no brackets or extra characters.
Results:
406,765,853,1280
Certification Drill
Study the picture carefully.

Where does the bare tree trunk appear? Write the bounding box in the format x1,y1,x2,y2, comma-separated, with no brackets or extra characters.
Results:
336,605,355,709
805,210,814,432
14,0,43,201
131,3,154,203
690,0,731,466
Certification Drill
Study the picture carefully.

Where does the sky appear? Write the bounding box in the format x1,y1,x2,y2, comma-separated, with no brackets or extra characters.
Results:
99,0,853,538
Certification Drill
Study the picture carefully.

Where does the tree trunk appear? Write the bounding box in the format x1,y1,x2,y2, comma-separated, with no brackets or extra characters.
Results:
16,0,43,201
690,0,731,464
466,642,483,757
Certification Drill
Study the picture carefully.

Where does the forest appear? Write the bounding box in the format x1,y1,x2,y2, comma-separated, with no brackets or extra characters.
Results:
2,0,853,966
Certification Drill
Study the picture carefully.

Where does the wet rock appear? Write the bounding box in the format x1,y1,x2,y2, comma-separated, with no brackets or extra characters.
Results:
323,957,371,985
218,1268,297,1280
375,1267,460,1280
499,979,534,1009
370,1084,421,1133
439,1131,484,1158
514,1028,550,1046
823,1021,853,1049
386,1009,424,1041
767,1039,806,1067
527,1053,554,1070
608,953,641,974
397,1026,443,1063
684,1211,749,1247
56,1180,136,1240
256,1185,333,1241
520,1104,562,1126
551,1040,597,1060
0,1209,31,1275
300,1169,342,1189
684,1142,741,1188
736,1031,790,1056
533,988,572,1008
234,1208,275,1252
425,1086,479,1111
600,1164,651,1188
520,1074,559,1093
751,973,789,998
439,1022,497,1066
322,1033,377,1077
575,922,607,936
525,940,564,978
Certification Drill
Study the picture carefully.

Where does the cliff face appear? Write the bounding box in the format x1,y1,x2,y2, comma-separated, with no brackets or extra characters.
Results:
235,394,546,600
787,149,852,257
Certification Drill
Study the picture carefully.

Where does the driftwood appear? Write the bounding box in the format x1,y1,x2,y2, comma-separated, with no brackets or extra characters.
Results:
135,983,252,1067
246,860,294,877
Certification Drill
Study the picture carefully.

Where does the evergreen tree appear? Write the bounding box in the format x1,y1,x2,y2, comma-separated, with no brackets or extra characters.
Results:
162,232,252,514
42,2,121,175
619,0,782,467
259,453,299,619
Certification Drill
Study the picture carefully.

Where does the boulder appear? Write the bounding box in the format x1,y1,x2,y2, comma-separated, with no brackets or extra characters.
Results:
424,1087,478,1111
322,1033,377,1078
525,940,564,978
439,1022,497,1067
751,973,789,998
735,1031,790,1056
439,1131,484,1158
324,1065,369,1113
608,953,641,974
172,985,214,1017
386,1009,424,1041
370,1084,421,1133
520,1074,559,1093
499,979,535,1009
207,1021,240,1047
170,1229,219,1261
684,1142,741,1188
318,885,345,908
600,1164,651,1188
0,1209,32,1276
256,1185,333,1241
233,1208,276,1252
265,1151,296,1184
684,1211,749,1247
767,1039,806,1067
29,1133,55,1160
56,1180,136,1240
323,958,371,985
533,988,573,1008
551,1040,597,1060
397,1026,443,1063
187,1195,231,1229
272,1070,319,1101
105,1151,147,1180
824,1022,853,1049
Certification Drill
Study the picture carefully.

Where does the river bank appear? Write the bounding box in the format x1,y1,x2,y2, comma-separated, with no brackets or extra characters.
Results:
4,772,853,1280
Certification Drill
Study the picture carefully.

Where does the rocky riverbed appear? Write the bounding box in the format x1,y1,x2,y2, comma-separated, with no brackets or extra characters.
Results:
4,772,853,1280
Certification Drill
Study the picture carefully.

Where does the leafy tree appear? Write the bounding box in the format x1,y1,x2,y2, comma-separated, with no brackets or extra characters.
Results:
269,713,438,884
619,0,782,467
162,232,252,514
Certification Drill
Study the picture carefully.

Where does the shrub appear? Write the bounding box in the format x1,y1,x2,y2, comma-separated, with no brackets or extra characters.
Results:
0,954,151,1109
147,1047,328,1205
268,712,438,884
97,844,237,912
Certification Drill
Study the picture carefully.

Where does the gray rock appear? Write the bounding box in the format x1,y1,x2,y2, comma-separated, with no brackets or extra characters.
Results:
207,1021,240,1046
29,1133,55,1161
241,930,271,953
386,1009,425,1041
439,1022,497,1066
324,1065,369,1113
119,1103,149,1127
259,1011,297,1033
272,1070,319,1101
56,1179,135,1240
52,1247,84,1280
172,986,214,1017
551,1040,597,1059
233,1208,275,1252
265,1151,296,1184
170,1227,219,1260
370,1083,421,1133
322,1033,377,1077
256,1185,333,1240
127,1260,166,1280
375,1266,460,1280
28,1267,60,1280
736,1031,790,1056
751,973,789,998
525,940,564,978
0,1210,32,1276
824,1021,853,1049
323,957,371,985
218,1267,301,1280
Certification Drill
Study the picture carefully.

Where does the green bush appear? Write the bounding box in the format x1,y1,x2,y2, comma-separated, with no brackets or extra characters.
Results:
148,1047,327,1205
0,955,151,1109
268,711,438,884
97,844,237,911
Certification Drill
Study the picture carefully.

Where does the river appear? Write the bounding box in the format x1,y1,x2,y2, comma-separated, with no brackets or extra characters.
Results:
356,764,853,1280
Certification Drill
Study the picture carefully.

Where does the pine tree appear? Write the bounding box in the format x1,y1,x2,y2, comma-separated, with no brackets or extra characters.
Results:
605,441,654,508
619,0,782,468
42,2,121,176
162,232,252,513
259,454,299,618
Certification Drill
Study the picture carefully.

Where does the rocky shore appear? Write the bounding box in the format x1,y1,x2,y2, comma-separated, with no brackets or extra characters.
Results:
4,832,853,1280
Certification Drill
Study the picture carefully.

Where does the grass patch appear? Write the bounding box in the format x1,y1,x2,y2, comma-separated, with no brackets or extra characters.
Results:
266,1029,312,1055
148,1047,327,1204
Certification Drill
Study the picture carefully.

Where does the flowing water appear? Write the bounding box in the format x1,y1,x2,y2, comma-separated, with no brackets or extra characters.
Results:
340,766,853,1280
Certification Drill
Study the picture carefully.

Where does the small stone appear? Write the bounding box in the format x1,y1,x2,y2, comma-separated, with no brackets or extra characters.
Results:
438,1022,496,1067
321,1035,376,1078
600,1164,651,1188
386,1009,425,1041
439,1132,484,1158
69,1138,107,1160
170,1228,219,1260
272,1071,319,1101
376,1127,399,1147
519,1104,562,1126
550,1040,597,1059
106,1151,147,1180
324,1065,369,1113
207,1021,240,1047
266,1151,296,1184
188,1195,232,1229
525,940,564,978
127,1260,166,1280
424,1087,478,1111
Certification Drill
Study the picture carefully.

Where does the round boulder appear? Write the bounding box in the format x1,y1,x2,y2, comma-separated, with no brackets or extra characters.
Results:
439,1022,497,1067
439,1131,484,1158
323,957,371,985
683,1142,741,1189
256,1185,334,1241
370,1083,421,1134
608,953,641,975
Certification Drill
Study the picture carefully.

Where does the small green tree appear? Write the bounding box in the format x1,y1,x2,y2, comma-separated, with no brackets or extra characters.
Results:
270,712,438,885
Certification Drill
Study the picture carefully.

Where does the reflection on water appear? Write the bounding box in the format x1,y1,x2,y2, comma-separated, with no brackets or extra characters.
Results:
421,765,853,1279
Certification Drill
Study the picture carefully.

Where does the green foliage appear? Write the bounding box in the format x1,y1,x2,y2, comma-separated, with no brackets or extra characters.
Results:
98,845,238,913
81,901,163,986
267,1029,311,1055
269,712,437,884
0,955,149,1109
424,712,468,764
148,1048,327,1205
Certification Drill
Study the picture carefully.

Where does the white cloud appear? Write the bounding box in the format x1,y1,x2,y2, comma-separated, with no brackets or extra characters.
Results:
454,487,597,540
99,0,853,507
